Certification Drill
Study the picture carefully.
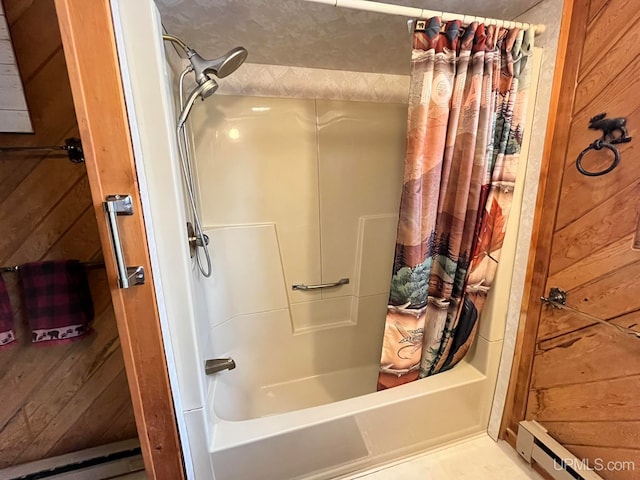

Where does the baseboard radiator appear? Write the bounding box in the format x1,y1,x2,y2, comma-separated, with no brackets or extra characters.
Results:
517,421,603,480
0,439,144,480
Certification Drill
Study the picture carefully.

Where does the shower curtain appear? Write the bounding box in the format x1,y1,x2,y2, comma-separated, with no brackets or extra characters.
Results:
378,18,534,390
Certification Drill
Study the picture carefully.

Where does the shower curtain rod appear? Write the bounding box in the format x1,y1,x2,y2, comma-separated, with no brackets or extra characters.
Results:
303,0,546,34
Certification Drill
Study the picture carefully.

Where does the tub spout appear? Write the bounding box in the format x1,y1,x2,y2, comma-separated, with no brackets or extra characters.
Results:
205,358,236,375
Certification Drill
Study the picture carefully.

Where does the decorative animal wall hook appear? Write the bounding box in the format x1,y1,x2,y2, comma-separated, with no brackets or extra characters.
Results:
576,113,632,177
588,112,632,145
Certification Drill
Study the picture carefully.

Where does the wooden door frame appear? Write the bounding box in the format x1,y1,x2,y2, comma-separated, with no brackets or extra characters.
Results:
499,0,591,446
54,1,185,478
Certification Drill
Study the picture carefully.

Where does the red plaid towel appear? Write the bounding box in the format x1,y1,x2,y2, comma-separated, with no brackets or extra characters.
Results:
19,260,94,344
0,275,16,348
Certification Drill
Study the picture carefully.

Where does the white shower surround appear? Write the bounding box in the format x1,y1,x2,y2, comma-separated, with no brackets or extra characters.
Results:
111,1,551,478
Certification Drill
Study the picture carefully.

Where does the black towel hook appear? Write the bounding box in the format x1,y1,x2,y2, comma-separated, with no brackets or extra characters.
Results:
575,113,632,177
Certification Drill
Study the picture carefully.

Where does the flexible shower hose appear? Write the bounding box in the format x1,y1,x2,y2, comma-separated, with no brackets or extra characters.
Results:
176,66,212,278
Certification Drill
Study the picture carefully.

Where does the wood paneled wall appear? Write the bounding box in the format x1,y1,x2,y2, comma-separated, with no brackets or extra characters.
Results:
503,0,640,478
0,0,137,468
524,0,640,469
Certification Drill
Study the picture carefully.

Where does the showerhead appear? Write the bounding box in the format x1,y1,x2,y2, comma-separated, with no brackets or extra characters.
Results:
189,46,248,82
162,33,248,80
196,76,219,99
163,34,248,127
163,34,248,80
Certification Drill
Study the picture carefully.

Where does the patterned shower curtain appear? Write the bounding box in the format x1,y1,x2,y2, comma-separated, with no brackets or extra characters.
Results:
378,18,535,390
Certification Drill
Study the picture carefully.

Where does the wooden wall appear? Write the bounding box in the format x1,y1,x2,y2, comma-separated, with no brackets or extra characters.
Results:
501,0,640,478
524,0,640,467
0,0,137,468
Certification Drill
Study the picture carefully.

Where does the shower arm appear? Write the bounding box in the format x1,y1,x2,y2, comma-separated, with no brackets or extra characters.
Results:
162,33,193,56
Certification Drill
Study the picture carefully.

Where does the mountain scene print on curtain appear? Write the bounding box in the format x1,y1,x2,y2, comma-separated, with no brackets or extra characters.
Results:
378,17,534,390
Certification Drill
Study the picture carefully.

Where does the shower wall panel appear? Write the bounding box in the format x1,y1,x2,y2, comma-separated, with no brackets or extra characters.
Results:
316,100,405,302
192,96,322,308
191,95,406,371
199,223,389,397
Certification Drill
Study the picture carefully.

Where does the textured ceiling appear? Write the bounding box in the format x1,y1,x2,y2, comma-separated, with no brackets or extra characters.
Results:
155,0,541,75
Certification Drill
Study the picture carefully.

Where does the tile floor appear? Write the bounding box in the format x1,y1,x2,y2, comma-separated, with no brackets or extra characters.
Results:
348,434,544,480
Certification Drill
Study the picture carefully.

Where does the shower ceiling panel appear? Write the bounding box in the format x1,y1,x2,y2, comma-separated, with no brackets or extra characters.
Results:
155,0,542,75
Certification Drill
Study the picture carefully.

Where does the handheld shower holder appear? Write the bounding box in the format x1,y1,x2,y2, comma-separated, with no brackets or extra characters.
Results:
187,222,210,258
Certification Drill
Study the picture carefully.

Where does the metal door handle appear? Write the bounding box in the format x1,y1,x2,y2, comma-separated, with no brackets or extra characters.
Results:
103,194,145,289
292,278,349,291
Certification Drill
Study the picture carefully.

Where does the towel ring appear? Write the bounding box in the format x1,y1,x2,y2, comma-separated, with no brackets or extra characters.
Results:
575,113,632,177
575,139,620,177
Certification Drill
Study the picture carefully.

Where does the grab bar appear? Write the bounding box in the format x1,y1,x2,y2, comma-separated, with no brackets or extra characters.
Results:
103,195,145,289
292,278,349,291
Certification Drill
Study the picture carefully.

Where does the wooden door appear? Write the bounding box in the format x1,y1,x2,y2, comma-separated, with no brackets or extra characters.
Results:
53,0,185,478
504,0,640,477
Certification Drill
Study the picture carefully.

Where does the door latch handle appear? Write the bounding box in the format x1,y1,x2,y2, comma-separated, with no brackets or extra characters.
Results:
540,287,566,308
103,194,145,289
541,287,640,339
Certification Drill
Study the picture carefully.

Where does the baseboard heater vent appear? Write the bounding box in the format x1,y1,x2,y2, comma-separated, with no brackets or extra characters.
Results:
517,421,603,480
0,439,144,480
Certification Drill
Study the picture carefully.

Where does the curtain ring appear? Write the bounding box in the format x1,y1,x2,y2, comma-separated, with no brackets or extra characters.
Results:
576,141,621,176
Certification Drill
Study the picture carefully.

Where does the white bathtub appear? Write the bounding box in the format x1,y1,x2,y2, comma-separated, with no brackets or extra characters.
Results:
206,333,502,480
